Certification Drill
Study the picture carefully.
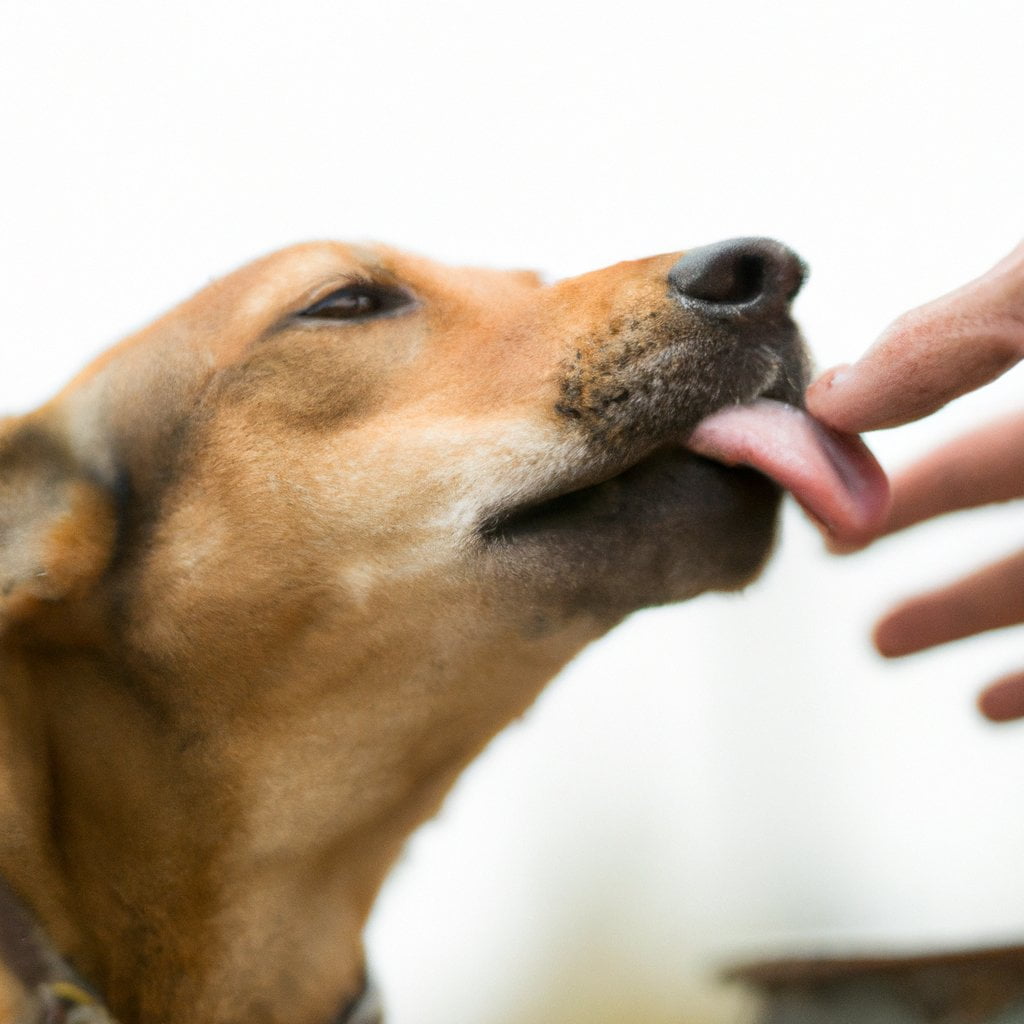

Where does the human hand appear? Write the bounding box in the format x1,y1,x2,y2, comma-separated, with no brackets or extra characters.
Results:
806,241,1024,721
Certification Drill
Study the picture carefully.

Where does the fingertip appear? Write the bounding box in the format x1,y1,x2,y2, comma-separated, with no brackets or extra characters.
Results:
805,364,853,422
978,675,1024,723
872,614,905,658
873,599,933,657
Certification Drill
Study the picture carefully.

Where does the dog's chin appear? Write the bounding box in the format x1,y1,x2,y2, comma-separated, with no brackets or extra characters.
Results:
478,447,782,620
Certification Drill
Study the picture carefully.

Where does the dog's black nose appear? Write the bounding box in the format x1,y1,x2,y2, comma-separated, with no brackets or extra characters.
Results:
668,238,806,311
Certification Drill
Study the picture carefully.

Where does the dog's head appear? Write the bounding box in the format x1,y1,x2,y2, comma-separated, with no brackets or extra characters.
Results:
0,240,886,1023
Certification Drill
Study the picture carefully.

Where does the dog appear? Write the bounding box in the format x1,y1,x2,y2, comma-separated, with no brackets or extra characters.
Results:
0,238,886,1023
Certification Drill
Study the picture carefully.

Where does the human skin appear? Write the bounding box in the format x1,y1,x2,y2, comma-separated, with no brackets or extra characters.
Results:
806,240,1024,721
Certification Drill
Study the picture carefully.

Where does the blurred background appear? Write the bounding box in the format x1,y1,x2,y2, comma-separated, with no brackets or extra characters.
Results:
1,1,1022,1021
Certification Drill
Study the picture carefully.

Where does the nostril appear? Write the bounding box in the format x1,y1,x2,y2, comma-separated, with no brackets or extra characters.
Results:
725,254,767,305
669,238,806,310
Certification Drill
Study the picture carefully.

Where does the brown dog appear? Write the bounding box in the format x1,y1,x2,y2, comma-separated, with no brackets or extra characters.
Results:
0,239,886,1023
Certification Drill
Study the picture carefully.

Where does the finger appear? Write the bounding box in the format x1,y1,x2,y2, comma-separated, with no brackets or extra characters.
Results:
883,410,1024,535
807,241,1024,434
817,408,1024,555
978,672,1024,723
874,548,1024,657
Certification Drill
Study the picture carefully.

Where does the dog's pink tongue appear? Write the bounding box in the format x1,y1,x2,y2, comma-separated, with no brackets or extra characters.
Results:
687,399,890,544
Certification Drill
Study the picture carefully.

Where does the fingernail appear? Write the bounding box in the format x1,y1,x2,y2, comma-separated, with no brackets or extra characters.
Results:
806,364,853,419
817,364,852,393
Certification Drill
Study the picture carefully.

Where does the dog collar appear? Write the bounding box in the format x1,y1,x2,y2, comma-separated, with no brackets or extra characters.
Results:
23,976,378,1024
0,874,114,1023
1,873,383,1024
36,980,116,1023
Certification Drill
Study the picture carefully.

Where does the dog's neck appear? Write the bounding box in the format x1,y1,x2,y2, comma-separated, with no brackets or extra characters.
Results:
0,630,393,1021
0,596,586,1022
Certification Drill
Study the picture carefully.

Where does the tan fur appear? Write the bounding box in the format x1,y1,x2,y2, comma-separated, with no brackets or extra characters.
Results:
0,242,806,1023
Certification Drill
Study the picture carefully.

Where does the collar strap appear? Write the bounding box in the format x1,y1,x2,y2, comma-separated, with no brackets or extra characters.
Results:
23,974,377,1024
36,981,116,1024
2,874,384,1024
0,874,113,1023
0,874,57,993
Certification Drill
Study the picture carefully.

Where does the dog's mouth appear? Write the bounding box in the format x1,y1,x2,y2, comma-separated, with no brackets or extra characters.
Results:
479,445,702,544
685,398,889,543
480,400,889,549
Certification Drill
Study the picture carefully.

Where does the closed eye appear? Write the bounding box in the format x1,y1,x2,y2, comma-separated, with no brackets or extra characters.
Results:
297,282,416,322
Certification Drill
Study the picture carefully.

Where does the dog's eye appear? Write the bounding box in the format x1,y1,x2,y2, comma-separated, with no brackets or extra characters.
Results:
298,284,412,322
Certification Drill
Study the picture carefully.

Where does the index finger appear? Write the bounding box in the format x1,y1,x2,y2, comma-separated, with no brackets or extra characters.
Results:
883,410,1024,536
806,241,1024,434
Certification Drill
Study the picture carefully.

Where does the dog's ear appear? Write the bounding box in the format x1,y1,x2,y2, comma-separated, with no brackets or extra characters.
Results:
0,418,116,626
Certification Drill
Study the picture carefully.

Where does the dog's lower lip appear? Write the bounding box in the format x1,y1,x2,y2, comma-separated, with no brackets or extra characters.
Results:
478,445,692,543
478,474,620,543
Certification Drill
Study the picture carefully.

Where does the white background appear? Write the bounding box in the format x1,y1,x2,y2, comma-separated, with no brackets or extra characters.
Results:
1,2,1022,1021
